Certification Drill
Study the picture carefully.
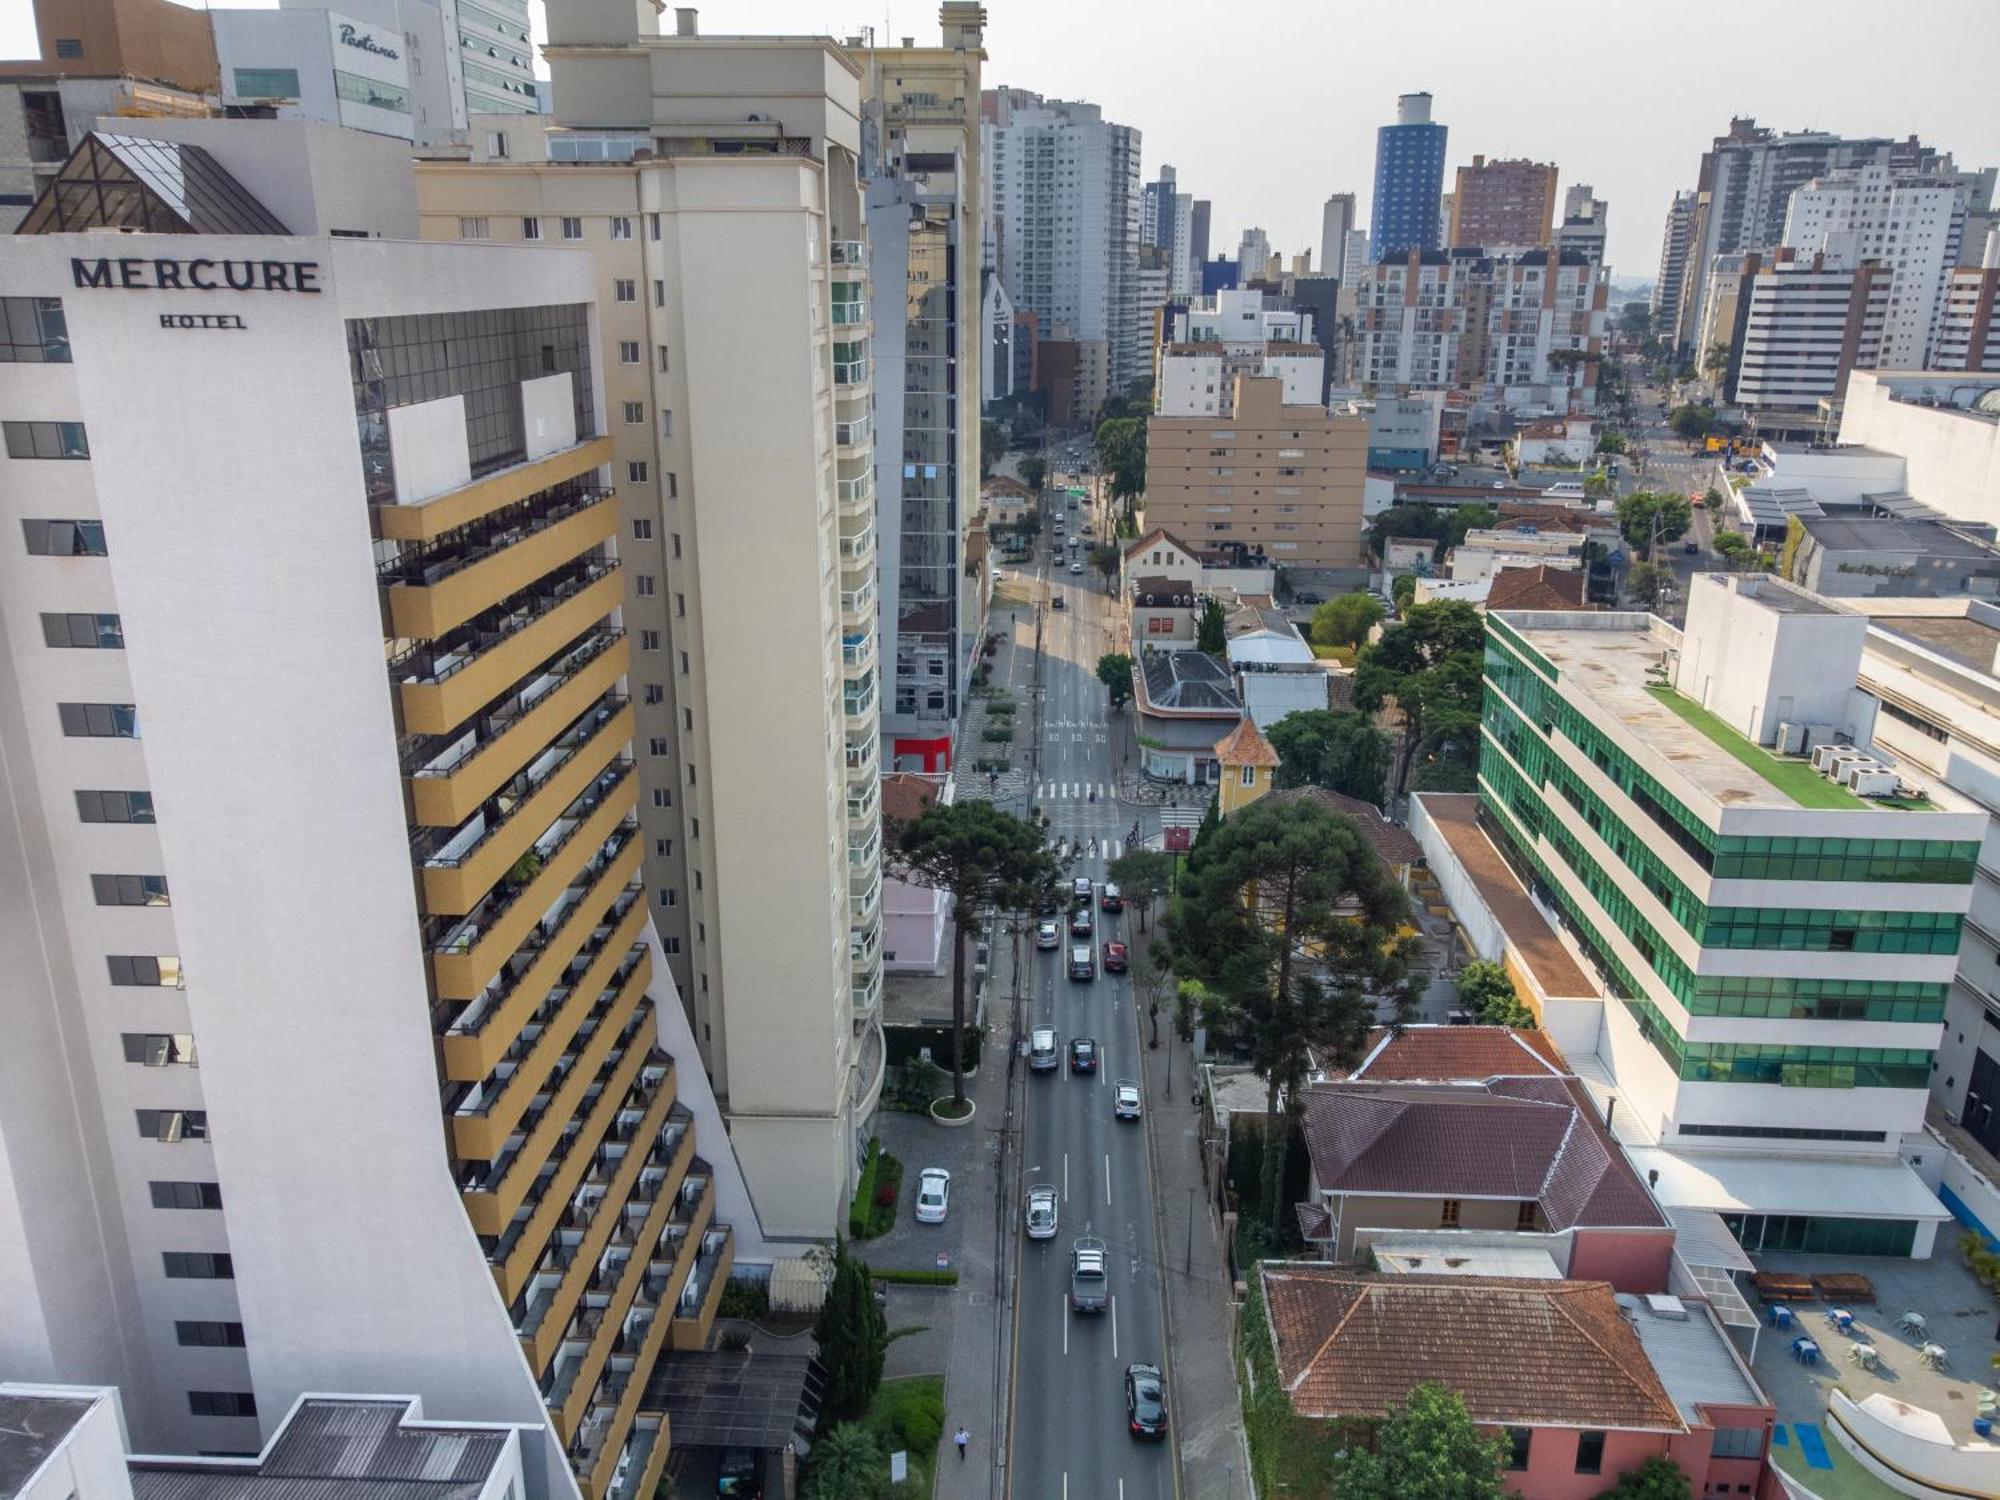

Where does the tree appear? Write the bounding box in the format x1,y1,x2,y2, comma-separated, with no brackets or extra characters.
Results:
979,417,1006,479
1334,1382,1509,1500
1089,539,1121,588
1584,470,1614,500
1019,454,1047,495
1196,597,1227,655
1309,592,1385,651
1702,342,1732,378
1669,403,1719,441
1615,490,1692,555
1712,528,1751,568
890,802,1061,1110
802,1421,886,1500
1267,709,1392,807
1390,574,1417,614
1617,302,1654,339
1456,959,1535,1028
1169,796,1416,1226
1108,847,1176,933
1352,601,1485,801
1595,431,1628,456
1094,415,1147,510
1601,1456,1692,1500
1627,559,1670,610
1096,652,1134,710
1131,941,1173,1044
813,1246,888,1428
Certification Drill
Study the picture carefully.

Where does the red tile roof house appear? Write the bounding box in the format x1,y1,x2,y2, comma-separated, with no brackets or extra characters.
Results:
1258,1266,1775,1500
1293,1073,1678,1295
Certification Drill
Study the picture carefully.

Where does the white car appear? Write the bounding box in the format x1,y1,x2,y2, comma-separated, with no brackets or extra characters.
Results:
1114,1080,1142,1120
1029,1026,1060,1071
1026,1184,1058,1240
1036,919,1061,950
915,1167,951,1224
1069,560,1083,574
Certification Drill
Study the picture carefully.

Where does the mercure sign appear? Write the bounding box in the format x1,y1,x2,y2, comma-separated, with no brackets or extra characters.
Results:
71,257,324,293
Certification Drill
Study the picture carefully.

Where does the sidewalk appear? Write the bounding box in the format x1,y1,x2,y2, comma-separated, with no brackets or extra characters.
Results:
1137,943,1254,1500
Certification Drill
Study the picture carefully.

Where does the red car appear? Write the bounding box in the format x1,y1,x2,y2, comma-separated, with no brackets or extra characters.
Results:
1102,941,1129,973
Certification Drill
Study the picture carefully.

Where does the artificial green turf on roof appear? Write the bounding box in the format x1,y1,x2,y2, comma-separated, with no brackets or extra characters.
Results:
1642,685,1869,811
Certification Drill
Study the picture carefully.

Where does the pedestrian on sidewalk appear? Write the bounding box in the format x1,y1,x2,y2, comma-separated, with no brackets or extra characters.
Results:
954,1426,970,1461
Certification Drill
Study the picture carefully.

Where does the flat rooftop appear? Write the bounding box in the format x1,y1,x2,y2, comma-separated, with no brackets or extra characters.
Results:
0,1392,97,1499
1624,1296,1764,1424
1621,1147,1949,1226
1770,442,1901,459
1872,613,2000,676
1419,793,1595,1001
1799,515,1997,559
1500,614,1910,813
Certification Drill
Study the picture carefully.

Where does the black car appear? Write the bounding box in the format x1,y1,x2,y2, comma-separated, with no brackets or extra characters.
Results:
1070,1036,1098,1074
1070,906,1094,937
1126,1363,1167,1438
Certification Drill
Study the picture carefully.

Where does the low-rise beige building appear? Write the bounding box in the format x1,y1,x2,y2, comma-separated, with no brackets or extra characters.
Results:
1144,374,1367,567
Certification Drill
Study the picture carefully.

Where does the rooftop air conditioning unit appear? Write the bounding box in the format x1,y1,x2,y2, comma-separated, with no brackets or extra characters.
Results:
1802,724,1840,752
1813,743,1864,774
1850,769,1901,798
1774,721,1807,755
1644,1294,1689,1320
1839,758,1886,789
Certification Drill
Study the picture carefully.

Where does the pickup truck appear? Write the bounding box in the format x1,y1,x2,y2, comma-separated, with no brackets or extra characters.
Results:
1070,1236,1110,1313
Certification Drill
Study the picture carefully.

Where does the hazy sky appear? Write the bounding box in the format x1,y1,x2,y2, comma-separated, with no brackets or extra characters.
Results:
9,0,1997,277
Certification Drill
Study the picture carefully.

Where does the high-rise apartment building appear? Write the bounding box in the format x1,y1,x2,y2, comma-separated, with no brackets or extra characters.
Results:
1142,163,1194,298
1236,226,1272,283
440,0,537,114
1319,192,1357,280
1447,155,1557,249
983,85,1142,391
1370,92,1447,262
1651,189,1699,337
1354,248,1607,412
418,11,885,1239
1144,375,1367,566
1725,249,1890,431
1481,582,1981,1249
1935,260,2000,372
1153,288,1319,415
1189,197,1211,271
1,118,745,1499
1556,183,1608,265
855,8,987,773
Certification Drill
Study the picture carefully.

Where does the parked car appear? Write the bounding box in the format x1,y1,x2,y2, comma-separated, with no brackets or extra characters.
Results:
1293,591,1323,605
1102,940,1128,973
1683,539,1699,555
1029,1027,1060,1070
1099,882,1123,912
1037,919,1061,950
1125,1363,1168,1438
716,1449,761,1497
1070,1236,1109,1312
1114,1080,1141,1120
1026,1185,1058,1240
1070,1036,1099,1074
1068,944,1095,981
1070,906,1094,937
914,1168,951,1224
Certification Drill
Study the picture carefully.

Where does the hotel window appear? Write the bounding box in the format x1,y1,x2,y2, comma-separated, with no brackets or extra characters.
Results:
614,279,636,303
124,1033,197,1067
655,838,672,857
674,593,685,618
640,630,660,651
176,1321,246,1348
521,216,540,240
627,460,649,483
618,340,641,365
649,737,670,756
635,574,656,597
5,421,89,459
457,217,489,240
93,873,169,906
1439,1198,1461,1226
136,1109,207,1142
27,519,106,556
665,472,678,498
662,936,681,954
681,707,693,732
653,279,666,307
151,1181,222,1210
679,651,689,675
0,297,71,362
643,684,664,705
658,888,677,908
622,401,645,424
232,66,297,95
652,788,672,809
188,1392,256,1419
42,613,123,649
648,213,661,240
657,346,671,374
632,517,653,539
76,790,152,823
1574,1431,1605,1475
671,533,682,558
610,216,633,240
59,702,138,738
561,216,583,240
109,955,184,987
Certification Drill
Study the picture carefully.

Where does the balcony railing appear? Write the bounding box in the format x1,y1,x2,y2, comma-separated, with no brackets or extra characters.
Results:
392,560,617,689
850,883,879,926
435,814,636,996
414,703,628,874
847,829,880,869
844,737,876,777
851,965,882,1014
843,678,877,720
407,629,625,780
835,415,872,449
830,240,866,267
830,296,868,327
833,358,868,386
838,524,875,564
841,632,875,675
378,483,608,593
840,583,875,622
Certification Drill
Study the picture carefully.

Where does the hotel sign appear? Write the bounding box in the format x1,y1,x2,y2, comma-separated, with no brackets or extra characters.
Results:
71,257,323,293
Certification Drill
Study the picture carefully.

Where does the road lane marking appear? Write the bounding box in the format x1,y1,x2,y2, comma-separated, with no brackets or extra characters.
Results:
1063,1152,1069,1203
1111,1293,1119,1358
1062,1296,1069,1356
1105,1152,1113,1205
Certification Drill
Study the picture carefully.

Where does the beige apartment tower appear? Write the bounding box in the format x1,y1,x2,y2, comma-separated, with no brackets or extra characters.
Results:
417,10,885,1239
1448,155,1558,249
1143,375,1368,567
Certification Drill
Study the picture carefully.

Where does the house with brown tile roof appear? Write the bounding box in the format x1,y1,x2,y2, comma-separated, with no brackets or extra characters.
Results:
1294,1074,1673,1291
1265,786,1421,880
1257,1265,1774,1499
1335,1024,1569,1083
1486,564,1592,613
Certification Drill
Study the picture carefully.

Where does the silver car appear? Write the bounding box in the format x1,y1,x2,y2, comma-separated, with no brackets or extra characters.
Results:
1114,1080,1142,1120
1029,1026,1060,1071
1026,1184,1058,1240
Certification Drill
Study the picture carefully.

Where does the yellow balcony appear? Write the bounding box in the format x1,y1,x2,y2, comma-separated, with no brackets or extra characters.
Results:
387,492,618,640
374,437,615,543
418,707,633,916
448,905,649,1160
397,567,623,736
670,1223,733,1350
410,636,630,828
460,991,654,1238
518,1084,685,1373
602,1414,669,1500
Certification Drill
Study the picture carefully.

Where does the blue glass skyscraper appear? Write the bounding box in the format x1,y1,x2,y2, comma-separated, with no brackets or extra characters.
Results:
1369,92,1448,261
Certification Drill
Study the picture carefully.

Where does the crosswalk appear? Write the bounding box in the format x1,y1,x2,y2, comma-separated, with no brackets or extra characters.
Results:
1048,837,1128,862
1035,781,1114,802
